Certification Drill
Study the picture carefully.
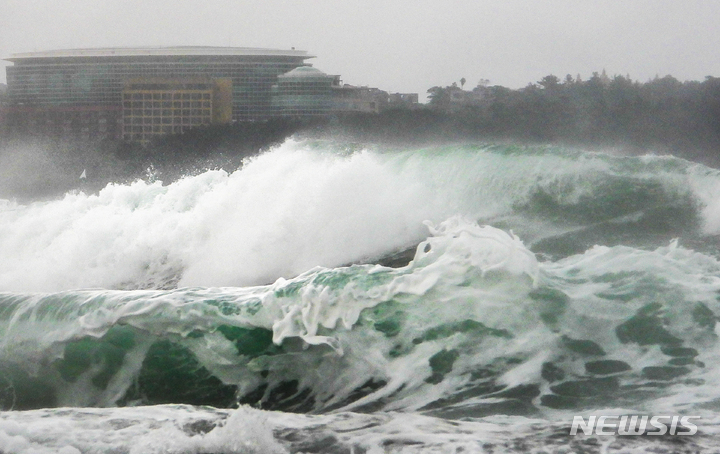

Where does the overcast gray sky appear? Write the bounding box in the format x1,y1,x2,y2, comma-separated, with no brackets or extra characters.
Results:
2,0,719,99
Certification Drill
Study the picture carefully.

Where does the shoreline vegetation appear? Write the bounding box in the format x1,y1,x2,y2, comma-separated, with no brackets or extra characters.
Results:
1,72,719,200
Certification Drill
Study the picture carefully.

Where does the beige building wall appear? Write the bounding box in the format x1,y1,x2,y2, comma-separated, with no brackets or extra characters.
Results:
122,78,233,143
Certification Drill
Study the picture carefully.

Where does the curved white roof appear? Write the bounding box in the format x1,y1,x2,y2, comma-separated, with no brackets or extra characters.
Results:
6,46,313,61
278,66,331,79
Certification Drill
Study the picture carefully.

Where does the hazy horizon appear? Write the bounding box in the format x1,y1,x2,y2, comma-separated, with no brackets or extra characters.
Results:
2,0,720,100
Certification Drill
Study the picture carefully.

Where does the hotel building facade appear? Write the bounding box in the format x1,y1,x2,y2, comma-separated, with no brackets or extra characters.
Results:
2,47,335,143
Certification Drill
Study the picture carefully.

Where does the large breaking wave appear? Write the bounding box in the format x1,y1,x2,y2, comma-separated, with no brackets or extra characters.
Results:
2,139,720,452
0,140,718,292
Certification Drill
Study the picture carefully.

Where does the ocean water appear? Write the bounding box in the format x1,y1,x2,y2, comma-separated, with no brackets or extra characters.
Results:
1,139,720,453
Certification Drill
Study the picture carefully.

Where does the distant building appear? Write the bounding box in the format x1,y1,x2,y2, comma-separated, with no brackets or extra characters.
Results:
387,92,420,109
3,47,318,142
333,85,388,113
332,84,418,113
121,78,233,143
4,47,421,142
272,66,337,117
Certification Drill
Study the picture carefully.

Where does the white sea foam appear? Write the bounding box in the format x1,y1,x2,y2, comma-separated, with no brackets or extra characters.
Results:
2,139,694,293
0,217,543,409
2,215,720,415
0,141,505,291
0,405,718,453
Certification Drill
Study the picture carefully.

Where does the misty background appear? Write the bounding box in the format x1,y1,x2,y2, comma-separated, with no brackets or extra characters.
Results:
2,0,720,97
2,0,720,202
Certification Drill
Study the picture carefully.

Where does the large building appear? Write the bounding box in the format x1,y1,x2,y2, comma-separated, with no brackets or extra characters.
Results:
2,46,327,142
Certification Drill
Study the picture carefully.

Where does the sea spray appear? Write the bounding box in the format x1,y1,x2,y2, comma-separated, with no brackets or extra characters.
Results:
0,140,711,292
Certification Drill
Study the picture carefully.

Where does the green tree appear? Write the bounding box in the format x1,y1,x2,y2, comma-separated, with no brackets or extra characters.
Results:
427,86,451,111
538,75,561,90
